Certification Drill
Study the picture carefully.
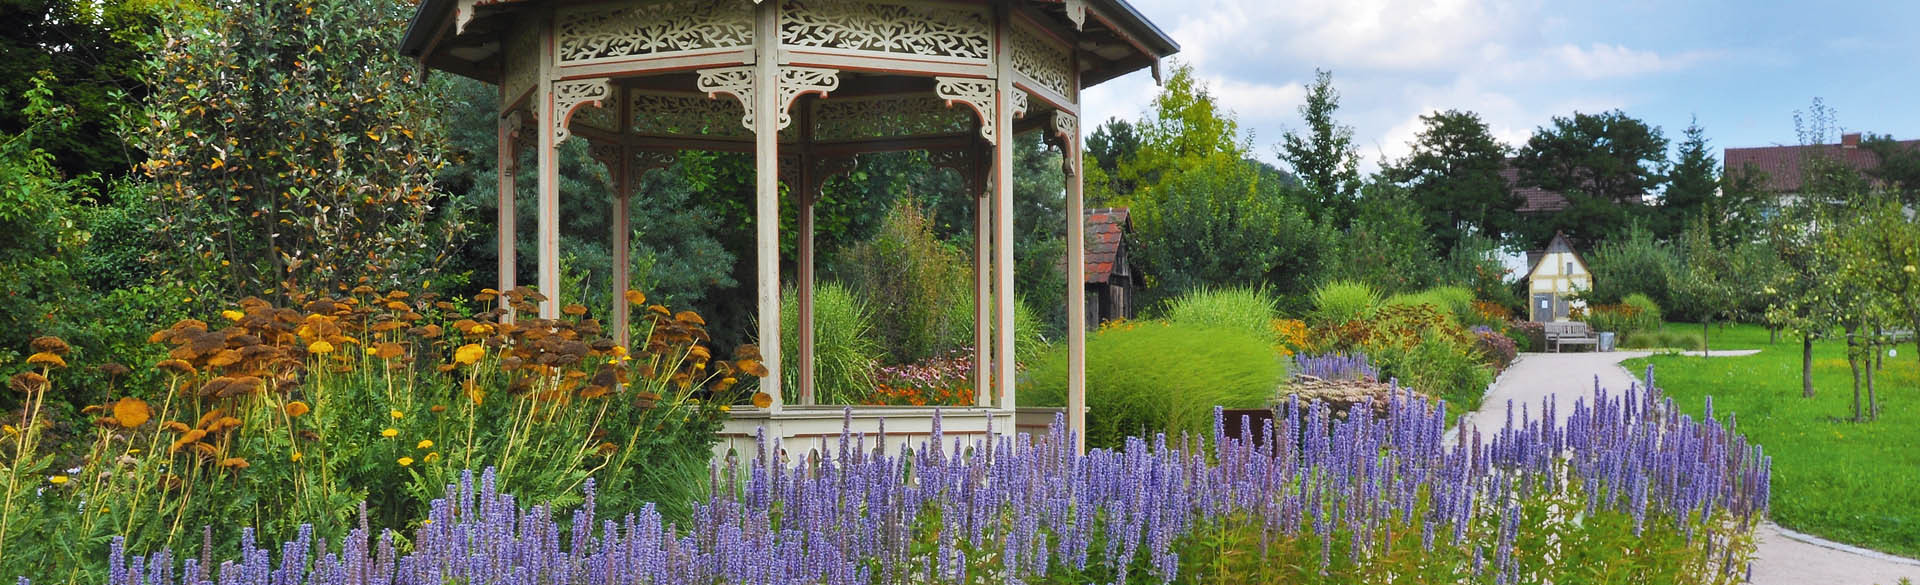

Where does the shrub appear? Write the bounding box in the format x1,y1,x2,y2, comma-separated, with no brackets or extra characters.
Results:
100,379,1770,585
1161,285,1277,339
1622,292,1664,327
840,202,974,363
947,295,1050,369
1583,223,1682,312
1027,323,1283,449
779,282,882,405
1308,280,1381,326
0,288,744,580
1621,329,1705,351
1471,325,1518,371
1511,320,1546,352
1368,330,1494,412
1382,285,1474,323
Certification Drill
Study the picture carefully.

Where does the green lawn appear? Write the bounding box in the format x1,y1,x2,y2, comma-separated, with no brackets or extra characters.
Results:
1624,322,1920,558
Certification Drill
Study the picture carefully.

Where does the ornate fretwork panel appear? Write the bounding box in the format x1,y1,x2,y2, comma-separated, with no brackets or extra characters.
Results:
587,141,621,175
574,103,618,133
1012,88,1029,119
811,95,973,142
501,22,541,103
553,78,612,143
808,155,857,197
556,0,754,66
929,147,983,195
781,0,992,63
632,150,679,178
934,77,996,145
1010,22,1073,100
630,92,752,139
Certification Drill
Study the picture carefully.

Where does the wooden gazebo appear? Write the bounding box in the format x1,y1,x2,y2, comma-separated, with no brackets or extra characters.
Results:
399,0,1175,455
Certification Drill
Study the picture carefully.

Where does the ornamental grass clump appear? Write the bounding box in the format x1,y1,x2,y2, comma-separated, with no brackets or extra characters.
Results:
0,287,758,582
86,369,1767,585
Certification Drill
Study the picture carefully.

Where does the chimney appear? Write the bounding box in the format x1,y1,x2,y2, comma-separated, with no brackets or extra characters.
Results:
1842,132,1862,148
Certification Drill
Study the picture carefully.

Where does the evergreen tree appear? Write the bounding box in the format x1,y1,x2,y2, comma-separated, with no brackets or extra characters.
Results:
1513,110,1668,243
1277,69,1362,228
1662,117,1718,239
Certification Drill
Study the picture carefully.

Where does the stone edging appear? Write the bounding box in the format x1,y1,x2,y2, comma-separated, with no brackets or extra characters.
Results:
1768,523,1920,567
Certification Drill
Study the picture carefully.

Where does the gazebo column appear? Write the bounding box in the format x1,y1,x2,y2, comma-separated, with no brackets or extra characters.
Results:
752,0,784,411
992,9,1017,410
796,154,815,405
1057,112,1086,453
974,156,992,407
534,21,561,319
496,109,522,315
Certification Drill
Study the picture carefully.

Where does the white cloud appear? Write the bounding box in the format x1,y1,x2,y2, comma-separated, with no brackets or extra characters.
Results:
1077,0,1713,173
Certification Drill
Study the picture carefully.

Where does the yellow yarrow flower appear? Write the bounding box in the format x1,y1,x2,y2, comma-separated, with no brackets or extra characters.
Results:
290,451,303,462
390,409,404,419
397,457,414,467
454,344,485,365
49,476,68,485
309,341,335,355
416,439,433,449
221,310,244,321
381,428,399,438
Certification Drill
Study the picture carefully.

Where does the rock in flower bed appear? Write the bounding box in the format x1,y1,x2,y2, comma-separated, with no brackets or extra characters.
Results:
86,371,1767,585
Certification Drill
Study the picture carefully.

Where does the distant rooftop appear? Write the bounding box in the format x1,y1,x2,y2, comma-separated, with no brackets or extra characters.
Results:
1725,133,1920,193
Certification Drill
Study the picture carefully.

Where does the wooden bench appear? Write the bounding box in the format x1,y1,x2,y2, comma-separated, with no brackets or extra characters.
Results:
1545,321,1599,352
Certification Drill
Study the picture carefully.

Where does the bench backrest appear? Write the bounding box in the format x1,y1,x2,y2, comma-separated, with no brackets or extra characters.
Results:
1544,321,1590,337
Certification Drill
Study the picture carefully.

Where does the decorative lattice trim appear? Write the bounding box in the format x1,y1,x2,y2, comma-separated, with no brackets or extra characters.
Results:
934,77,996,145
556,0,754,65
781,0,992,62
553,78,612,144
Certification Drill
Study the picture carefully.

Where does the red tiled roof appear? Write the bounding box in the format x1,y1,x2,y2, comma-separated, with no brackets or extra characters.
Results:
1498,164,1570,214
1724,136,1920,193
1084,207,1129,284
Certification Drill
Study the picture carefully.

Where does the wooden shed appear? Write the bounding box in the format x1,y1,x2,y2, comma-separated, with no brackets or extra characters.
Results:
1526,232,1591,322
1083,207,1134,329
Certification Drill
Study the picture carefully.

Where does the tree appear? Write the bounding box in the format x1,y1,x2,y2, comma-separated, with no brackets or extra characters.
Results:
138,0,466,300
1513,110,1667,240
1085,117,1141,202
1661,117,1718,238
1321,180,1436,294
1581,223,1682,311
1130,154,1331,306
1384,109,1517,250
0,0,169,186
1861,133,1920,207
1116,63,1250,207
1277,69,1362,228
1672,217,1742,356
1830,200,1920,376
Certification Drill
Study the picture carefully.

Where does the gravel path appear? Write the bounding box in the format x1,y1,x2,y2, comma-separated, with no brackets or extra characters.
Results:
1455,350,1919,585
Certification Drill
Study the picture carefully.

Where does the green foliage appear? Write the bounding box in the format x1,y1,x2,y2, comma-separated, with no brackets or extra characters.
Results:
1308,280,1381,326
1160,286,1276,340
1322,185,1437,294
1582,223,1682,310
1622,293,1663,323
1026,323,1282,449
1660,118,1720,239
1368,330,1494,412
1114,63,1250,202
1627,328,1920,557
1513,110,1669,243
839,202,973,364
137,0,466,301
0,0,168,185
1862,133,1920,207
0,73,90,364
1383,286,1475,324
1129,154,1330,306
779,282,881,405
1277,69,1362,228
1383,109,1518,249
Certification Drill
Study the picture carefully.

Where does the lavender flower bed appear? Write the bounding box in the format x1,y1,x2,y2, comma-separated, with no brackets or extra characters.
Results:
1291,352,1378,382
89,370,1767,585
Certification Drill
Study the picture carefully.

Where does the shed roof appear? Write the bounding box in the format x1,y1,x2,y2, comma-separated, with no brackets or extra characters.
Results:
1085,207,1128,284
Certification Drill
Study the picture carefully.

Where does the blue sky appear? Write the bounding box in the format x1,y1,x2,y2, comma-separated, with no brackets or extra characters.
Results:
1081,0,1920,172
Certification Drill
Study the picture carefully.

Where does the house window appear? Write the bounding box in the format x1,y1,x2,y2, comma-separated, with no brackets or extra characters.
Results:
1565,262,1573,274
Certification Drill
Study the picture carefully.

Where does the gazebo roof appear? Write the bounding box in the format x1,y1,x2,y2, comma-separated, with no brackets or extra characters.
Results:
399,0,1178,90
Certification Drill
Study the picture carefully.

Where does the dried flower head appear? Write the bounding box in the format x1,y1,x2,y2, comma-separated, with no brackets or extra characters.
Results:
26,352,67,369
8,372,49,394
30,336,70,356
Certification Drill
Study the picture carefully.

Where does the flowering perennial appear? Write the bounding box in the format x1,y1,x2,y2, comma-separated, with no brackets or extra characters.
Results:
90,369,1767,585
1291,352,1378,382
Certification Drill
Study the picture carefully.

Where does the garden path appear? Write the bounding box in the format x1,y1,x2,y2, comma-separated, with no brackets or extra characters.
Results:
1456,351,1919,585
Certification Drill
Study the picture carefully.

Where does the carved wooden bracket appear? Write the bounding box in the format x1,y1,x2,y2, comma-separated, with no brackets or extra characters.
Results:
934,77,996,145
1052,110,1079,177
696,66,756,130
697,66,842,131
553,78,611,144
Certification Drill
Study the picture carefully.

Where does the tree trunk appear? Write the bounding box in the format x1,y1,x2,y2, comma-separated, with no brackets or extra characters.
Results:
1846,323,1862,422
1770,327,1779,344
1802,333,1815,398
1702,320,1711,357
1865,345,1878,422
